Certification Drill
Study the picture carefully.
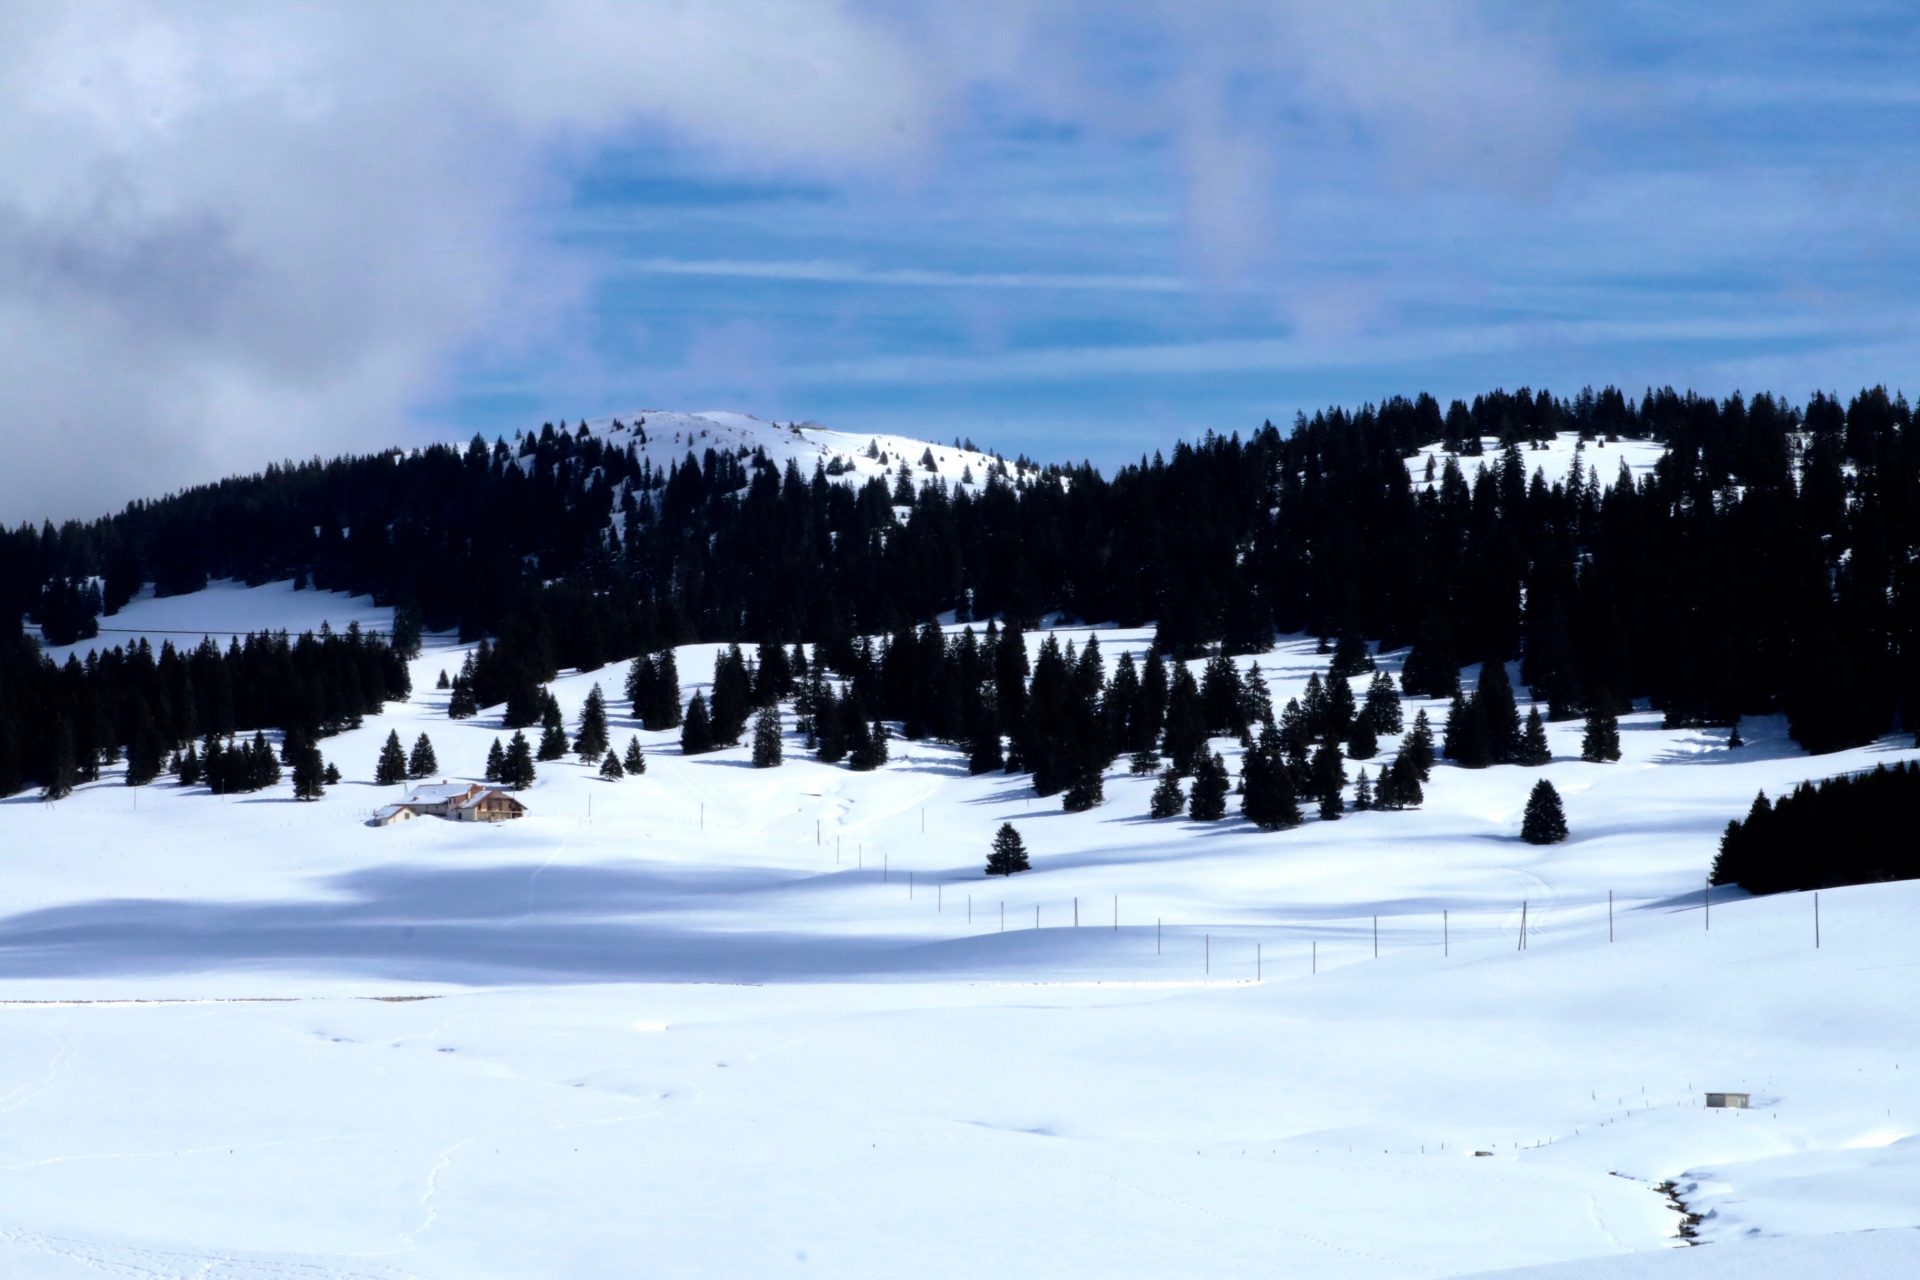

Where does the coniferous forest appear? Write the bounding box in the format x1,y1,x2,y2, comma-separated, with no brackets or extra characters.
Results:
1711,762,1920,894
2,386,1917,833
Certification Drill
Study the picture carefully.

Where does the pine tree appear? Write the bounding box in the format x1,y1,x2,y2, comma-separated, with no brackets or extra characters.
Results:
1347,716,1378,761
575,683,610,762
967,717,1003,774
599,750,624,780
1127,749,1160,776
751,707,783,768
1362,671,1404,735
1353,769,1373,812
623,736,646,774
1517,706,1551,766
177,742,202,786
1727,719,1744,750
681,692,714,756
1160,664,1208,775
323,761,342,786
1475,659,1521,763
1520,779,1569,844
1187,751,1229,821
538,720,569,761
42,716,77,800
408,733,439,779
485,737,506,783
1329,633,1375,679
292,745,326,800
1405,710,1436,780
1310,741,1347,807
375,729,408,785
986,823,1030,876
1062,769,1103,812
436,670,450,691
1325,672,1356,742
1581,698,1622,763
1148,770,1185,818
504,730,536,789
1241,726,1301,831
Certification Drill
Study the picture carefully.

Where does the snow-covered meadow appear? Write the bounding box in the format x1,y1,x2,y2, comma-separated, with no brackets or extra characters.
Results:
3,579,1917,1278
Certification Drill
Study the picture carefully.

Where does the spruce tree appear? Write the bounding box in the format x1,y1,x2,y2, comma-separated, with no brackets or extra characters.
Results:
1326,671,1357,742
1149,770,1185,818
43,716,77,801
1727,719,1744,750
1062,769,1103,812
1405,710,1436,780
751,707,783,768
538,720,569,762
1362,671,1404,735
292,745,326,800
575,683,610,763
1475,659,1521,763
623,736,646,774
599,750,624,780
1310,741,1347,807
1353,769,1373,812
1241,726,1301,831
408,733,439,779
375,730,408,785
1347,717,1378,761
484,737,506,783
1329,633,1375,679
1187,751,1229,821
177,742,202,786
986,823,1031,876
1127,749,1160,776
1581,698,1622,763
323,761,342,787
436,670,450,690
504,730,536,790
1160,665,1208,775
681,693,715,756
1520,779,1569,844
968,717,1003,774
1518,706,1551,766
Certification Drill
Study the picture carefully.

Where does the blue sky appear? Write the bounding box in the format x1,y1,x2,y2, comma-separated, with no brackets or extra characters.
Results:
5,2,1920,517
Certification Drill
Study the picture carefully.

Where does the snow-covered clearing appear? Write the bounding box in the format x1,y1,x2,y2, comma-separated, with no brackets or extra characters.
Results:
3,583,1917,1278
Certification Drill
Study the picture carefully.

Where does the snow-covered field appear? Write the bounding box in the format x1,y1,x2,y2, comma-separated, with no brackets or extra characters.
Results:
3,583,1917,1278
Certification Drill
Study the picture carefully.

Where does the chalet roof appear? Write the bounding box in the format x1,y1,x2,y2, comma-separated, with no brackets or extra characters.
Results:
400,781,482,805
455,788,527,811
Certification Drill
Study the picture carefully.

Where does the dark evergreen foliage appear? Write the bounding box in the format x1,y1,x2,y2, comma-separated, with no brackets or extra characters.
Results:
1517,706,1552,766
623,736,646,774
1148,770,1185,818
751,707,783,768
986,822,1030,876
1712,763,1920,893
599,750,624,780
1187,750,1229,820
681,692,715,756
375,730,408,786
575,683,610,762
407,733,439,779
1581,698,1622,763
1520,779,1569,844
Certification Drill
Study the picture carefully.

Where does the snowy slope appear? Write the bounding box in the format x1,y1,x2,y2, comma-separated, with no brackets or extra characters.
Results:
570,408,1010,491
2,583,1917,1278
1406,433,1668,491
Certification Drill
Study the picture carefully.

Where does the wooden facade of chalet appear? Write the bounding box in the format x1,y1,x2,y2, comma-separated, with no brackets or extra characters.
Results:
372,781,528,827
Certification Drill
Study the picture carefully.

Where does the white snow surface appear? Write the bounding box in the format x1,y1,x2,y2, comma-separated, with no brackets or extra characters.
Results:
3,583,1918,1278
572,408,1009,492
1406,433,1669,492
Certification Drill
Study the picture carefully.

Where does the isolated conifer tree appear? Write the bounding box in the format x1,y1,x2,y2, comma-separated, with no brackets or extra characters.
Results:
1727,719,1744,750
1149,770,1185,818
599,750,624,780
538,721,569,761
323,761,342,787
681,693,715,755
1520,779,1569,844
1187,751,1230,821
504,730,536,790
436,670,450,690
1581,698,1622,762
292,745,326,800
408,733,438,779
1386,754,1424,808
1405,710,1436,780
1353,769,1373,811
986,823,1030,876
484,737,506,783
376,730,408,785
623,736,646,774
1517,706,1551,766
1362,671,1404,735
752,707,783,768
575,683,610,762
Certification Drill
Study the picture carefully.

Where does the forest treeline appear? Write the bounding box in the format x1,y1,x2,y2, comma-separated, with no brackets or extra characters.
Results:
1711,761,1920,893
2,384,1917,802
